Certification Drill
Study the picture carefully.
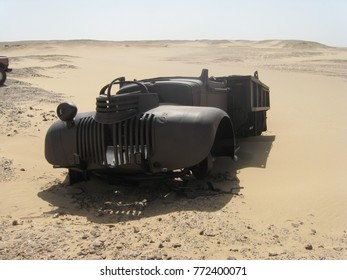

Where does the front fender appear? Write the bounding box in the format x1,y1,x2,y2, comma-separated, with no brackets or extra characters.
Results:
148,105,235,172
44,112,93,167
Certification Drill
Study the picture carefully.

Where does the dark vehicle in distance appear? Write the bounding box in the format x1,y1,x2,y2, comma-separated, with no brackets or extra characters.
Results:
45,69,270,183
0,56,12,85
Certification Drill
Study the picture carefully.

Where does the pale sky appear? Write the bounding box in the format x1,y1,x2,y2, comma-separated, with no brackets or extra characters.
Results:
1,0,347,47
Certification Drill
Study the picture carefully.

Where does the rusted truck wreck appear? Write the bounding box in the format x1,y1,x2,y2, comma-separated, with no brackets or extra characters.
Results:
45,69,270,183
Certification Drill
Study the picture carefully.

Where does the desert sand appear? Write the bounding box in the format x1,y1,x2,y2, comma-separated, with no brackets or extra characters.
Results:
0,39,346,260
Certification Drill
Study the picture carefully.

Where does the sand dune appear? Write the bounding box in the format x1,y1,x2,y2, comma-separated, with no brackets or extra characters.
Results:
0,40,346,260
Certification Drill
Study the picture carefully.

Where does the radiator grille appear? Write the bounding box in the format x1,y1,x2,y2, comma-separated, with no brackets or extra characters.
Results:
76,114,154,166
77,116,106,164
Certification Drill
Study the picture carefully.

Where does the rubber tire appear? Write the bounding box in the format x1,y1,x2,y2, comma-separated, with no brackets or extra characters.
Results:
68,169,88,185
191,154,213,179
0,68,6,85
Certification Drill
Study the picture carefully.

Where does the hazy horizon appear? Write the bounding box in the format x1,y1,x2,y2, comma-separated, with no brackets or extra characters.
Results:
2,0,347,47
1,38,342,49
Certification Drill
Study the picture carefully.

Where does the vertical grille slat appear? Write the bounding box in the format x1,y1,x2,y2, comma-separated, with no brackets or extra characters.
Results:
118,122,124,165
86,118,92,159
92,119,98,162
112,124,119,166
101,124,106,164
77,114,154,167
134,116,139,153
145,114,153,158
124,119,129,163
77,118,83,159
140,116,145,155
96,123,103,164
129,117,135,163
81,118,88,159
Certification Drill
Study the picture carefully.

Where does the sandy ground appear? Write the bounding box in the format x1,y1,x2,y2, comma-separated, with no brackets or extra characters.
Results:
0,40,346,260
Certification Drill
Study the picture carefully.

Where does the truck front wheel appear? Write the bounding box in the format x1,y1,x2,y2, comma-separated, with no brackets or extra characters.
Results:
191,154,214,179
0,68,6,85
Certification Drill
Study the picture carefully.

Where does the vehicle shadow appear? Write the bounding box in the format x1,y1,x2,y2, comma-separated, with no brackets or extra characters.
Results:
38,134,275,224
38,173,241,224
235,135,276,169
